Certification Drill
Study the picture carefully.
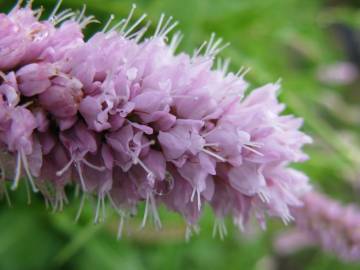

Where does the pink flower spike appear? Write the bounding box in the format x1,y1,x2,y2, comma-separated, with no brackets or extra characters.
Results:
0,2,312,236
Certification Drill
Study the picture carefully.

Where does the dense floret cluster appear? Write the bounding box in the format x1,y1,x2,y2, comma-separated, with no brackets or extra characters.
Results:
293,192,360,261
0,2,311,236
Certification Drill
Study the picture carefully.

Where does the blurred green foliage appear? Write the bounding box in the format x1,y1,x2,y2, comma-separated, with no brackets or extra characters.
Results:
0,0,360,269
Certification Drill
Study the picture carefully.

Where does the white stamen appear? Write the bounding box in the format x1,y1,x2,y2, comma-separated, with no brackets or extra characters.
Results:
193,41,208,59
154,13,165,37
234,215,245,232
243,145,264,156
128,21,151,42
211,42,230,57
76,5,87,23
57,156,103,189
94,195,101,223
102,14,115,33
117,214,125,239
212,220,218,238
205,33,215,56
185,224,199,242
54,9,72,21
49,0,63,20
0,71,7,81
34,6,44,20
169,31,183,53
21,149,38,192
21,101,33,108
120,4,137,34
75,193,86,222
56,158,74,177
81,159,106,172
58,192,64,211
235,66,245,77
124,13,147,38
52,189,66,212
132,155,155,183
160,16,173,35
75,161,87,191
102,195,106,221
258,190,270,203
212,219,228,240
204,33,230,58
201,148,226,162
26,0,34,8
159,17,178,37
52,195,58,212
149,194,161,229
79,15,99,29
141,194,150,228
236,66,251,78
191,188,201,211
53,9,76,25
94,194,107,224
185,226,191,242
11,152,22,190
12,0,24,12
281,212,294,225
217,58,231,75
109,18,125,32
139,140,156,149
221,220,228,236
212,37,223,53
107,192,118,211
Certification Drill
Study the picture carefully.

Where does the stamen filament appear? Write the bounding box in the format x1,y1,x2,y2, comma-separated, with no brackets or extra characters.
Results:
169,31,183,53
56,157,74,177
49,0,63,21
102,14,115,33
191,188,201,211
21,149,38,192
75,193,86,222
11,152,22,190
124,14,147,38
243,145,264,156
202,148,226,162
81,159,106,172
76,5,87,23
150,194,161,229
75,161,87,191
141,194,149,228
120,4,136,34
154,13,165,37
117,214,125,239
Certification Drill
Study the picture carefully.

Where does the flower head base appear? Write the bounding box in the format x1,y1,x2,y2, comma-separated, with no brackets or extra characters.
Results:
0,1,312,237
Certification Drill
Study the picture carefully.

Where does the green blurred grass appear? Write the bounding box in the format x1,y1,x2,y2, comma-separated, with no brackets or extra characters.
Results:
0,0,360,269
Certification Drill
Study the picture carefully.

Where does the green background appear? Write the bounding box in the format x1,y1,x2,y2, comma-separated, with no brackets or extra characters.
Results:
0,0,360,269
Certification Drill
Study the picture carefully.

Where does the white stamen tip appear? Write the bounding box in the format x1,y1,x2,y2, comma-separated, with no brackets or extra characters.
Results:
11,152,22,191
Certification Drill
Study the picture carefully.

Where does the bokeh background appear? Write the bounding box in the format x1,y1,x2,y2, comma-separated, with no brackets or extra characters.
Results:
0,0,360,269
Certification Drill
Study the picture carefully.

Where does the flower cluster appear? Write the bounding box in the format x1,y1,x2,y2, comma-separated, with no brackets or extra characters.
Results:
292,192,360,261
0,1,311,236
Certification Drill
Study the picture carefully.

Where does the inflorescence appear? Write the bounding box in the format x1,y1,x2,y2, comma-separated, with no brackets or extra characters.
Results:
0,0,312,238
